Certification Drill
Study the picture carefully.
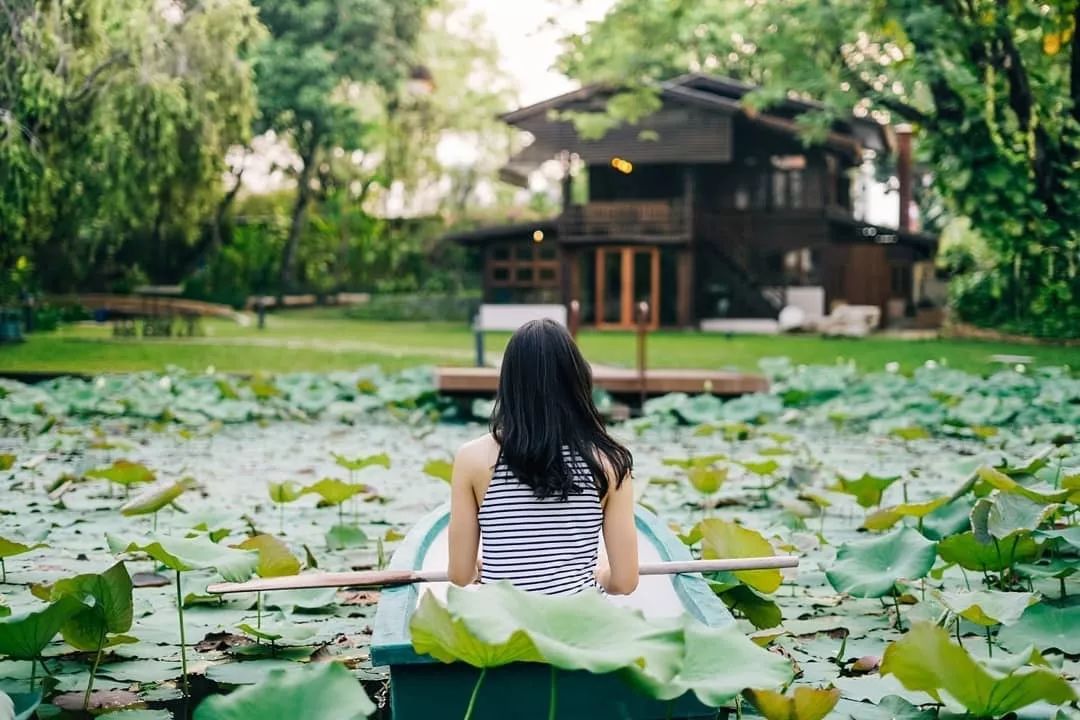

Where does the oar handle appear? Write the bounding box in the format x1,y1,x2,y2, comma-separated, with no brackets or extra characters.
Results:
205,556,798,595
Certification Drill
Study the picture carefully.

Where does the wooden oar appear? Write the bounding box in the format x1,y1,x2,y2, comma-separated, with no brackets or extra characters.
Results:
206,556,799,595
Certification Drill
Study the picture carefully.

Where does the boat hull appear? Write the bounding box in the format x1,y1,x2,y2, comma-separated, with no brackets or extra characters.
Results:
371,506,734,720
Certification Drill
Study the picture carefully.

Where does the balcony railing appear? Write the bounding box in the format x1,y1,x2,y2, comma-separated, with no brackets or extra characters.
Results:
562,200,688,238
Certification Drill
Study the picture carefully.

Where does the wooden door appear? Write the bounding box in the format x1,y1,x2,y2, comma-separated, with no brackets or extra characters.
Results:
594,246,660,329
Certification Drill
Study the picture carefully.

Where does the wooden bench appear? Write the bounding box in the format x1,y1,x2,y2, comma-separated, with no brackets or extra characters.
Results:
472,303,569,366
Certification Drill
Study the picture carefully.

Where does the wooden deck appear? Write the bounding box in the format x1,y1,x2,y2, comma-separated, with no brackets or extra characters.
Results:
437,366,768,398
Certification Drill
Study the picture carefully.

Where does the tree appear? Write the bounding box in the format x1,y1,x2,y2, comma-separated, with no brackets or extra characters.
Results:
0,0,263,296
558,0,1080,337
249,0,434,294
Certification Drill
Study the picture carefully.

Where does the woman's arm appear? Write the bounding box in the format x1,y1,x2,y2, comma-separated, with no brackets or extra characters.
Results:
599,473,638,595
447,443,482,586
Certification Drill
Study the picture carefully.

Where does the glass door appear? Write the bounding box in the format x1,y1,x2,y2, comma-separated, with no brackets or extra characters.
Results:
594,246,660,329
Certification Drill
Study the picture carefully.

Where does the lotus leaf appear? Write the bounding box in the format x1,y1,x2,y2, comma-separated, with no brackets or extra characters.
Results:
687,465,727,496
422,459,453,483
42,562,135,651
880,622,1076,715
120,478,196,517
826,527,936,598
695,519,781,593
267,482,302,504
744,686,840,720
862,497,949,531
933,589,1039,626
835,473,901,508
0,454,13,471
85,461,156,488
718,585,782,629
975,492,1059,540
1035,526,1080,550
998,603,1080,655
0,595,85,660
235,622,314,646
106,535,258,582
325,525,368,551
301,478,367,506
331,453,390,472
629,620,792,705
410,582,790,706
0,538,47,560
193,661,374,720
937,531,1041,572
662,454,727,469
976,466,1074,504
236,536,300,578
741,459,779,476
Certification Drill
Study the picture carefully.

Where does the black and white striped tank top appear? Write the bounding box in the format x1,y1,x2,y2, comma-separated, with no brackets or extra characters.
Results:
478,449,603,596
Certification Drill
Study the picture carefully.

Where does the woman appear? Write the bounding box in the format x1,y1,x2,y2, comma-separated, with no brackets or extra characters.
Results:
447,318,638,596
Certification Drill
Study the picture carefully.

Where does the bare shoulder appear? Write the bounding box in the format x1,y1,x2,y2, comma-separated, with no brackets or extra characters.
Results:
454,433,500,474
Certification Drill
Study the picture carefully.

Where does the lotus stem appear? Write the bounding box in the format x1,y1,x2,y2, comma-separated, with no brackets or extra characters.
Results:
29,656,35,692
257,591,262,632
176,570,189,696
1,558,5,583
463,667,487,720
955,618,963,647
338,503,343,525
279,503,285,535
1061,577,1067,599
548,666,557,720
985,626,993,657
892,590,903,632
84,630,106,710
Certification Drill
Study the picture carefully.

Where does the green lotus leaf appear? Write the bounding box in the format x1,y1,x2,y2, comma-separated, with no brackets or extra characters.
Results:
862,497,949,531
422,459,452,483
85,460,156,487
688,465,727,496
743,685,840,720
331,452,390,472
1035,526,1080,550
937,531,1041,572
236,621,315,646
193,661,374,720
880,622,1076,715
976,466,1073,504
835,472,901,508
984,492,1057,540
998,603,1080,655
662,454,727,469
0,537,47,560
826,527,936,598
301,478,367,506
629,621,793,706
933,589,1039,626
43,561,134,651
410,582,790,706
120,478,196,516
267,481,303,504
107,534,258,581
718,585,782,630
741,459,779,476
0,453,14,470
325,525,368,551
236,535,300,578
695,519,781,593
0,594,86,660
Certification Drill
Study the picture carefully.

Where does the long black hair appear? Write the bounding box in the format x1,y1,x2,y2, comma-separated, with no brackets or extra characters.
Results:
490,318,633,500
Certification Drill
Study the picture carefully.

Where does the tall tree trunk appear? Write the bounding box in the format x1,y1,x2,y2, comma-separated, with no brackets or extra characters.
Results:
279,137,319,298
211,164,245,254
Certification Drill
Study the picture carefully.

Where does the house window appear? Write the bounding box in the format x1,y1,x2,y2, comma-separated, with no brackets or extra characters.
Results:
770,155,807,209
489,241,560,290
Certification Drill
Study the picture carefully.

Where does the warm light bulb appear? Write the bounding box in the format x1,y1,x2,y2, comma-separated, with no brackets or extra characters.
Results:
610,157,633,174
532,230,544,242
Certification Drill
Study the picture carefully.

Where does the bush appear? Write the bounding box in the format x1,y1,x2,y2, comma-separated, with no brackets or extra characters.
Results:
951,271,1080,340
343,292,482,323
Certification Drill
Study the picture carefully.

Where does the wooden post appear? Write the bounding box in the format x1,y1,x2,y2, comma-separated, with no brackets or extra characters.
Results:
636,301,649,409
896,125,913,232
569,299,581,340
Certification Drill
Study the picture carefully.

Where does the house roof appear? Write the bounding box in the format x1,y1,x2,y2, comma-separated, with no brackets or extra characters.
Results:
499,72,891,154
441,219,559,246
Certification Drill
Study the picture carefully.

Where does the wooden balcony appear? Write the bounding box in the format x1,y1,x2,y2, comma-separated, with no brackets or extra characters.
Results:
562,200,688,242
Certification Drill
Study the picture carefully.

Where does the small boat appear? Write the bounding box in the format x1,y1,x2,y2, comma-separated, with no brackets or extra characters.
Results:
370,506,735,720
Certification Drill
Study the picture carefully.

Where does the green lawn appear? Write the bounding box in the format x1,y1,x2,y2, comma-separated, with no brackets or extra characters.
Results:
1,307,1077,376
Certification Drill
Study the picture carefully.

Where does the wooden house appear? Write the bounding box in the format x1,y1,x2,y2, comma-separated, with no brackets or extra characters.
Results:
444,73,938,329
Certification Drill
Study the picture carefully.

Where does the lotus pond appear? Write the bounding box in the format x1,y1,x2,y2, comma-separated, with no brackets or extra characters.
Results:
1,359,1078,719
